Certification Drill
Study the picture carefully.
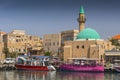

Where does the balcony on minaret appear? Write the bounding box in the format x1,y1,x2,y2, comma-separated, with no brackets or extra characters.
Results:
78,16,86,23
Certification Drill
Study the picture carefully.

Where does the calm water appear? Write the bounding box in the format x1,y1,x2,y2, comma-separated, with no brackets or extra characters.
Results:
0,70,120,80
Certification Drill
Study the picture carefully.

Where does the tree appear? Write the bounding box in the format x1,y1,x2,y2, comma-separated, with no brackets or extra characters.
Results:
110,39,120,46
9,52,18,58
45,52,51,56
4,47,10,58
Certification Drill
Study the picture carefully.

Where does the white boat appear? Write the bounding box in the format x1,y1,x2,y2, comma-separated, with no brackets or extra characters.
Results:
114,60,120,72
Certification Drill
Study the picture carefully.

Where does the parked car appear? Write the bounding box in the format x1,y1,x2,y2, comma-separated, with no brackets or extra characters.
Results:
3,58,15,64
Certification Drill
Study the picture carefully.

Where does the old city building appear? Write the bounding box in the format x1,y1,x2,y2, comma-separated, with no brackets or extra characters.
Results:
63,6,114,64
43,30,79,57
43,33,61,56
110,34,120,49
0,31,6,60
63,28,114,63
104,34,120,64
61,30,79,46
3,30,43,56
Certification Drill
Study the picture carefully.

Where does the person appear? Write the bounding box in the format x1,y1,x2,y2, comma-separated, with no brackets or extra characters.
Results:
34,60,37,66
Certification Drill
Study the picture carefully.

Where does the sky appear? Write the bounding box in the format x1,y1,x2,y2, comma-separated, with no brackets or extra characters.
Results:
0,0,120,39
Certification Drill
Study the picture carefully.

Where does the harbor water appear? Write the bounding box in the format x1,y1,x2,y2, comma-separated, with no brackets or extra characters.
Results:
0,70,120,80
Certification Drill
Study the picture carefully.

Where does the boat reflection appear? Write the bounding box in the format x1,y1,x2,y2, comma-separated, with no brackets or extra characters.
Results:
1,71,120,80
16,71,104,80
104,73,120,80
57,72,104,80
16,71,56,80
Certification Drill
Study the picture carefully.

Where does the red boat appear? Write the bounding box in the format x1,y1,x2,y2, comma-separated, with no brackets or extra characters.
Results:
15,56,56,71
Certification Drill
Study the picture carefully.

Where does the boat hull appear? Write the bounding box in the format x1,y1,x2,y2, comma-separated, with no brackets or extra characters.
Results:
15,64,49,71
114,66,120,72
59,64,104,72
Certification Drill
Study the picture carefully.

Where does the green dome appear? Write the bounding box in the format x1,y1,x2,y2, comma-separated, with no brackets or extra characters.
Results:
77,28,100,39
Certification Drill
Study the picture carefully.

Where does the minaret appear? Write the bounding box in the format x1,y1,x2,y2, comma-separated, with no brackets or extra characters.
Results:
78,6,86,32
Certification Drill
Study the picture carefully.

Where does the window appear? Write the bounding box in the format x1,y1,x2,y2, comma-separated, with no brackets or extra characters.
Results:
82,45,84,49
57,42,59,45
53,42,55,46
30,36,32,40
45,43,46,46
19,49,21,52
49,43,51,46
76,45,79,49
16,39,18,42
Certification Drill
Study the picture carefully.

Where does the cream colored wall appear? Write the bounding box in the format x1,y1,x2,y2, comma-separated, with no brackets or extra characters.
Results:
89,45,99,58
64,46,72,61
63,40,113,63
61,30,79,42
4,31,42,54
0,43,4,60
43,33,61,54
0,43,4,53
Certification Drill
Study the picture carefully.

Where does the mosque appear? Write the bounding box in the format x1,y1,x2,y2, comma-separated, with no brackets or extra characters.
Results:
63,6,114,64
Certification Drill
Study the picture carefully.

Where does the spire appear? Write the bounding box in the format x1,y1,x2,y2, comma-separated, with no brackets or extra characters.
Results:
79,6,84,14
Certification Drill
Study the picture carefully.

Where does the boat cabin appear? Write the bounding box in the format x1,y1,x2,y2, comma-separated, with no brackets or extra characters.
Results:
16,56,50,66
114,60,120,66
66,58,101,66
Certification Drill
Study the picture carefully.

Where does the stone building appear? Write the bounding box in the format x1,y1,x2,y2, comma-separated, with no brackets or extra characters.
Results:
63,28,114,63
63,6,114,64
3,30,43,56
43,33,61,56
104,34,120,64
61,30,79,46
105,51,120,64
0,31,6,60
110,34,120,50
60,30,79,58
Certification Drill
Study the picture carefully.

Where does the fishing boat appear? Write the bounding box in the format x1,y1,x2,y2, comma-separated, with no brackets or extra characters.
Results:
15,55,56,71
59,58,104,72
113,60,120,72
